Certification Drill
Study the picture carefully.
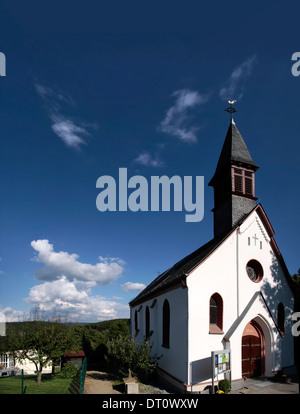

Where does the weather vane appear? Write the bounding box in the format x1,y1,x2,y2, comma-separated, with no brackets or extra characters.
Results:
225,100,237,121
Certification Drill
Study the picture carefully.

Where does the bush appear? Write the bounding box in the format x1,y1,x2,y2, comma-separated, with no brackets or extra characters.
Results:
57,362,79,379
218,379,231,393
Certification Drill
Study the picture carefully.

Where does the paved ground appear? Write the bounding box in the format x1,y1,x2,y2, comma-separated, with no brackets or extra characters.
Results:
230,377,299,394
84,370,171,394
84,370,299,395
84,371,122,394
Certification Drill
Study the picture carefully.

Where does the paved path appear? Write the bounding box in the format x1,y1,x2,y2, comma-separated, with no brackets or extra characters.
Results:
84,371,121,394
231,377,299,394
83,370,170,394
84,370,299,395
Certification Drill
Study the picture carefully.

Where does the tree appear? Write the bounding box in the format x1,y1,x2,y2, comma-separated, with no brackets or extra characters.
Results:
0,313,77,386
291,268,300,285
106,335,158,378
19,320,76,386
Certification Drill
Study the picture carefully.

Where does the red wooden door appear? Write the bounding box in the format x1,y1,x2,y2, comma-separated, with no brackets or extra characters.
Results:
242,322,262,378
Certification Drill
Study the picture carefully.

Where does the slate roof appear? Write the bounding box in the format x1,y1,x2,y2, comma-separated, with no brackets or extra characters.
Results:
63,350,85,358
129,224,238,307
209,120,259,186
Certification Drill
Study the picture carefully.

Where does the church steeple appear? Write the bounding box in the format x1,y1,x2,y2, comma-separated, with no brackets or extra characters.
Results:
209,117,259,237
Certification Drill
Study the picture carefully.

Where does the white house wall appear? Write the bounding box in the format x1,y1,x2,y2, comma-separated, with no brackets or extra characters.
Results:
15,358,52,375
131,287,189,384
187,209,294,388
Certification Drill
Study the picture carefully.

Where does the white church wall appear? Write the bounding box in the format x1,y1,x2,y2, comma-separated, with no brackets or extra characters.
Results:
186,210,294,387
130,286,189,384
130,207,295,391
238,212,295,370
187,230,238,386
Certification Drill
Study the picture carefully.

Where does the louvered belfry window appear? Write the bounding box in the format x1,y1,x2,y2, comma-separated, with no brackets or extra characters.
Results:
232,167,254,197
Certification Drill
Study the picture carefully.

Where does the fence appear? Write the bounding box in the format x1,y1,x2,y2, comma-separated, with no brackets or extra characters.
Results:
19,357,87,394
79,357,87,394
68,357,87,394
21,369,24,394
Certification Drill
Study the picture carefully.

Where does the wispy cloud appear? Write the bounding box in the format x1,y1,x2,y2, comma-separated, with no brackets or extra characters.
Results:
35,82,95,150
35,83,75,110
134,151,163,167
158,89,210,143
219,55,258,101
50,114,89,150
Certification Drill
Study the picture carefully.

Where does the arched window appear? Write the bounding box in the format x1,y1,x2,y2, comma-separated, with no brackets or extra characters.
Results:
162,299,170,348
134,310,139,336
209,293,223,333
277,302,285,334
145,306,150,339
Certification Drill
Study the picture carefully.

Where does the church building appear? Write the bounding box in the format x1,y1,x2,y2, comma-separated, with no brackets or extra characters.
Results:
129,115,295,393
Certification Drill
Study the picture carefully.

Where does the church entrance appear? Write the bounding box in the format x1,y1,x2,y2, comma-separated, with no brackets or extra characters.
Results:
241,320,265,378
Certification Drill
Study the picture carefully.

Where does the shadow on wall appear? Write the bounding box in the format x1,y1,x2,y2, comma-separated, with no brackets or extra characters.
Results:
190,356,211,385
259,251,295,370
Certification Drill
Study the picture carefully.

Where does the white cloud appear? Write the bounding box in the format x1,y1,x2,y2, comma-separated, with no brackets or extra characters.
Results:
35,82,95,149
219,55,258,101
50,114,89,149
0,240,129,323
158,89,210,143
0,307,25,322
121,281,146,292
134,151,163,167
27,276,89,305
31,239,124,286
24,277,129,321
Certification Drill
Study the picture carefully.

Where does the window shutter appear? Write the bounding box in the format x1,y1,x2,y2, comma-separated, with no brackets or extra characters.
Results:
234,174,243,193
245,177,253,195
233,168,254,197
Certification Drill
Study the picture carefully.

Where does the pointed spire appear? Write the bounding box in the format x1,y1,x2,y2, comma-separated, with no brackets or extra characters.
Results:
209,121,259,186
209,116,259,237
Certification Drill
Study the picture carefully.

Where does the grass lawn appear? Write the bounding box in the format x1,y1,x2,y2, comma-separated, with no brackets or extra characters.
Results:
0,374,73,394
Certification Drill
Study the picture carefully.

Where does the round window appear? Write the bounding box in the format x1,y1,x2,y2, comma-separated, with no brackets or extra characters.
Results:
246,260,263,283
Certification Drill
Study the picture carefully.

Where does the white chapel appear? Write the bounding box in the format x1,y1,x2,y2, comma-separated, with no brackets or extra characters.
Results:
129,116,295,393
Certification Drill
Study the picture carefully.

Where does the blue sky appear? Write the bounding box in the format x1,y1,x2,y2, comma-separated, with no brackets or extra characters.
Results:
0,0,299,322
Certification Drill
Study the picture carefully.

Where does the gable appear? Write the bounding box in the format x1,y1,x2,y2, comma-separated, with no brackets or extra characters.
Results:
239,204,293,293
129,203,294,308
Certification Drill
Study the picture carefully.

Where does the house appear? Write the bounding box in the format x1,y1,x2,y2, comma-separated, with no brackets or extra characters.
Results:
0,352,52,376
129,117,295,393
61,350,85,369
